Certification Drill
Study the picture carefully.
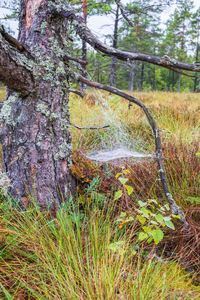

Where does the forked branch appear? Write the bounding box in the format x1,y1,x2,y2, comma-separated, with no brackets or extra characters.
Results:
76,74,189,228
59,9,200,73
114,0,135,27
0,29,35,94
47,5,200,73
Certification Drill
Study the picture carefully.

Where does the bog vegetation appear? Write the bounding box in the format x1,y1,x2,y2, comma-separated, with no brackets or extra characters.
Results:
0,86,200,299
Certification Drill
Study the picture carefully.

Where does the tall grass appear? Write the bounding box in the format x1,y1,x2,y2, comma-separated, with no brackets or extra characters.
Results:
0,198,199,299
69,90,200,151
0,88,200,298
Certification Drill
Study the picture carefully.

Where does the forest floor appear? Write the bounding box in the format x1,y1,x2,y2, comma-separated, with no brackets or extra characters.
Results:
0,87,200,299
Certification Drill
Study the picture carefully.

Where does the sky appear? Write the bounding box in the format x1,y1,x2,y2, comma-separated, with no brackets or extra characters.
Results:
88,0,200,42
0,0,200,39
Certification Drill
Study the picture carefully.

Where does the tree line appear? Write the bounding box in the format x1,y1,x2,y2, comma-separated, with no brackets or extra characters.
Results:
70,0,200,92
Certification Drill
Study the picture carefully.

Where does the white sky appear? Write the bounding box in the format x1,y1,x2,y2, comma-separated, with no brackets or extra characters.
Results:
88,0,200,42
0,0,199,39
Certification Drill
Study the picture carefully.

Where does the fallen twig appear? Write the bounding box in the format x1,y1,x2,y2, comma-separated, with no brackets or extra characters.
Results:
70,123,110,130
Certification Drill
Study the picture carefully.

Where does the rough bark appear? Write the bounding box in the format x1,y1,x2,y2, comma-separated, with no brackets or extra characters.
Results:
0,1,75,208
0,30,34,95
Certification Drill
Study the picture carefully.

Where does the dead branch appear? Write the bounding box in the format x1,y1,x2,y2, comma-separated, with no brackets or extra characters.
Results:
53,8,200,73
36,4,200,74
163,65,197,78
76,73,189,228
0,30,35,95
114,0,135,27
64,54,88,66
70,123,110,129
68,89,85,98
0,26,34,59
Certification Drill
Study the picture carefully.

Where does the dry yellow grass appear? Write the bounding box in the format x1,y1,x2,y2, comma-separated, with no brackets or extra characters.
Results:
0,86,6,101
69,90,200,151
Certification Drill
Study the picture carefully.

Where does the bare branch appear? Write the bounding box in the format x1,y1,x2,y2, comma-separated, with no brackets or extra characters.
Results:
0,30,35,95
70,122,110,130
114,0,135,27
163,65,197,78
64,54,88,66
45,5,200,74
68,89,85,98
75,23,200,72
0,26,34,59
56,8,199,73
76,73,189,228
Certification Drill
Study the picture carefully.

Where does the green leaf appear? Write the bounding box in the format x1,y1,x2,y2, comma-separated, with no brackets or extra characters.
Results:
125,185,134,195
115,172,122,179
150,220,158,225
120,212,126,218
142,226,148,232
108,241,125,253
186,197,200,205
196,152,200,157
147,237,153,244
138,216,146,224
155,214,164,223
127,216,134,222
172,214,181,219
138,200,147,207
150,229,164,244
164,216,171,221
118,177,128,185
138,232,148,241
164,203,170,211
165,220,175,230
140,208,151,218
148,199,157,204
114,190,123,201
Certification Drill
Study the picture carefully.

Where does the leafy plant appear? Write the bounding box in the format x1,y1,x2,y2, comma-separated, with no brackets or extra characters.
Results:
114,169,179,245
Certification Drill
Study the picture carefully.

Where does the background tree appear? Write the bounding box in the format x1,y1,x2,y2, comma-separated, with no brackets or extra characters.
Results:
191,7,200,91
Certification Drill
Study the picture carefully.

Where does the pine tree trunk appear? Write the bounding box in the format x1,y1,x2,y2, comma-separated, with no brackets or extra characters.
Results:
177,74,181,92
109,6,119,87
0,0,75,208
81,0,87,91
194,43,199,92
128,66,135,92
172,71,175,91
139,62,144,91
151,67,156,91
167,70,171,91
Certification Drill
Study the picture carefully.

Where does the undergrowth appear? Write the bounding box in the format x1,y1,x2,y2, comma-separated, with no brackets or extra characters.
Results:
0,88,200,298
0,198,199,299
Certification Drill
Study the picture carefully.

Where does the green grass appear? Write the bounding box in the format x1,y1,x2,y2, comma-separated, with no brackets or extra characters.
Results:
0,88,200,298
0,198,199,299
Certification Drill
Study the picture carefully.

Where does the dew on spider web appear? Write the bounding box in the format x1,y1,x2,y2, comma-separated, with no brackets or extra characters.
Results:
85,90,153,162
